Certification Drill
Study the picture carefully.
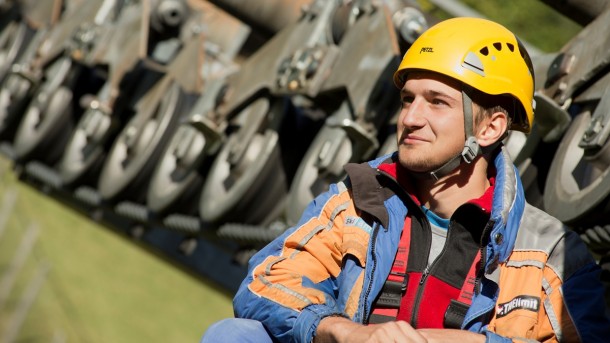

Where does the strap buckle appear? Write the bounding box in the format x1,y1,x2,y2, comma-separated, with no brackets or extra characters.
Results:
461,136,481,164
375,273,408,309
443,299,470,329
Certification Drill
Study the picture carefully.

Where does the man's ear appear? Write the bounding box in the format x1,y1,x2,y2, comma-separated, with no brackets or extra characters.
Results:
476,111,508,148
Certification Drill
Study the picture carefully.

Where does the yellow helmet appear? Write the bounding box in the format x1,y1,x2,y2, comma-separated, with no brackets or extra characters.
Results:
394,17,535,133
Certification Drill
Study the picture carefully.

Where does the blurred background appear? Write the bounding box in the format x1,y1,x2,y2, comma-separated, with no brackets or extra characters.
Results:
0,0,607,342
0,156,233,342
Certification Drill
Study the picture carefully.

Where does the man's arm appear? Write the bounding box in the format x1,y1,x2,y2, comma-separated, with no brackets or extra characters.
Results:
313,316,486,343
547,230,610,341
558,261,610,341
234,181,364,343
314,316,426,343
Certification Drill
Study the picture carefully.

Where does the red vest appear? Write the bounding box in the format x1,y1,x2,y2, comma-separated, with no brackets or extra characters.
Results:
370,163,494,328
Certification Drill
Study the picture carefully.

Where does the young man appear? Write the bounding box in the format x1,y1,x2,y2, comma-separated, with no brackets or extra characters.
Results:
203,17,610,342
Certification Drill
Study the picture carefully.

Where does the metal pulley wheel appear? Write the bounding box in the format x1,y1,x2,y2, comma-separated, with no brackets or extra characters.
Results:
285,123,354,225
97,81,185,203
146,123,208,215
0,71,33,140
199,97,288,225
59,69,172,187
0,21,32,82
58,102,115,187
544,107,610,226
12,57,75,163
147,79,227,215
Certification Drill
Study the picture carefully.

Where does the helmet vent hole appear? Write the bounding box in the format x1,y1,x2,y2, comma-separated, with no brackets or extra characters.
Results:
479,47,489,56
507,43,514,52
493,42,502,51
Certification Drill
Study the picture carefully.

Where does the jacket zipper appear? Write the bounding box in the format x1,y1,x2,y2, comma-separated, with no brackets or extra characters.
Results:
419,266,430,285
473,220,495,295
378,168,434,327
409,216,437,327
362,222,380,324
363,168,400,323
377,168,495,327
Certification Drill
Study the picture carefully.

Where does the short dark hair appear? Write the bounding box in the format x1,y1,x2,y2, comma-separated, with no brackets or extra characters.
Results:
468,87,514,131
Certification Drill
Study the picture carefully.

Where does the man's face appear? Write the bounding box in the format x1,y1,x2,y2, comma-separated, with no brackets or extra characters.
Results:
396,71,465,172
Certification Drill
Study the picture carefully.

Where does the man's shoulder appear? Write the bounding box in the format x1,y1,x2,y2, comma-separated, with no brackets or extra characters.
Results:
517,203,565,246
514,203,595,280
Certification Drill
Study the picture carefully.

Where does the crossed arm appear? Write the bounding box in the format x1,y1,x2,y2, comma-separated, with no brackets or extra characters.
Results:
313,316,486,343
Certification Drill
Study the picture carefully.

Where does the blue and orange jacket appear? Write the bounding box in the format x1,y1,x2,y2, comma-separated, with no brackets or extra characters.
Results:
233,148,610,342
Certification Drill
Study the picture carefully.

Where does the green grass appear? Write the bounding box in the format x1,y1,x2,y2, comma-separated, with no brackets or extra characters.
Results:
0,157,233,342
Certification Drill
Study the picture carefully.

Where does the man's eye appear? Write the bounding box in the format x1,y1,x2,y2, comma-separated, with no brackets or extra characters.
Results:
401,96,414,104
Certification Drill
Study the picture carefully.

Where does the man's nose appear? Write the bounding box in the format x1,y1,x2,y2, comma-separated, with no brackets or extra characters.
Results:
400,99,425,128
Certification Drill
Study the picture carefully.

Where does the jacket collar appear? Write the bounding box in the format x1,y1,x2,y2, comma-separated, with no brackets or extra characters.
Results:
344,161,392,228
376,158,495,216
345,147,523,267
487,147,524,266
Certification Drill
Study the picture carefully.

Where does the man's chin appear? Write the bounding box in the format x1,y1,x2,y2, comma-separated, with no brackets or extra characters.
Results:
397,159,435,173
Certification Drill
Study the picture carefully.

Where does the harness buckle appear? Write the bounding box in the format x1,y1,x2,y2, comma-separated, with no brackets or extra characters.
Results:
375,273,409,309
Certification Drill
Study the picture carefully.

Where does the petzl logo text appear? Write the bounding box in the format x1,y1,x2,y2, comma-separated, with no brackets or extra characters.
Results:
495,295,540,318
420,47,433,54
